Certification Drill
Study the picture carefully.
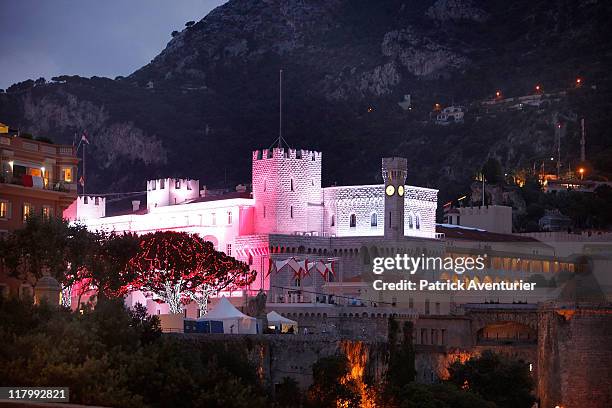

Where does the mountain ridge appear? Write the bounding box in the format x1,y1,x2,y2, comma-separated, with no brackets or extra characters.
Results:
1,0,611,206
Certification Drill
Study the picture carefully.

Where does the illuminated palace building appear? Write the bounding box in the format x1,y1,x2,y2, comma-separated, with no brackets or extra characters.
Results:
67,147,576,317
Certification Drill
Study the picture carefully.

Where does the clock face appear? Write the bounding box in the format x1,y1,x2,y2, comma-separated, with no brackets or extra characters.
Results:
398,185,405,196
386,185,395,196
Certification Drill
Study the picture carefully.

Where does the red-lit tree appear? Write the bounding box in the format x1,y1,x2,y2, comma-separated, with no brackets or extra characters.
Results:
128,231,255,314
188,248,256,315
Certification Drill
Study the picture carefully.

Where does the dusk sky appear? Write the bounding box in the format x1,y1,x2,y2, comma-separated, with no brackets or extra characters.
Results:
0,0,226,89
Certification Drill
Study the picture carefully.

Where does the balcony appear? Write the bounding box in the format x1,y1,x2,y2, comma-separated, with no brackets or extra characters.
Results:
0,174,75,193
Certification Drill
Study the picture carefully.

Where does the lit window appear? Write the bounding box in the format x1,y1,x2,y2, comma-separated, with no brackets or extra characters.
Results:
22,203,32,222
0,200,8,219
349,214,356,228
62,167,72,182
227,211,233,225
42,206,52,219
371,213,378,227
226,244,232,256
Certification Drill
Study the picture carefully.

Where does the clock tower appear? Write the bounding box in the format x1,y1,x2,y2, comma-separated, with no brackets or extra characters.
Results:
382,157,407,240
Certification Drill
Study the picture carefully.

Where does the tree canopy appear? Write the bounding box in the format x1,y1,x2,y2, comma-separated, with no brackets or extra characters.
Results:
448,350,535,408
128,231,255,314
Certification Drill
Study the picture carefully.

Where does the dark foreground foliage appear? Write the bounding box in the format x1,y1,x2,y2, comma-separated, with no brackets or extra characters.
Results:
0,298,267,408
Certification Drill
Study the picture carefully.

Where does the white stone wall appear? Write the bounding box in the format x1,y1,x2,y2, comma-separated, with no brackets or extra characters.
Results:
323,185,438,238
80,198,254,260
404,186,438,238
323,185,384,237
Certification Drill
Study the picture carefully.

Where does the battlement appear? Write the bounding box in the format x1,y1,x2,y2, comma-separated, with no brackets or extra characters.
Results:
146,178,200,209
252,148,322,162
63,195,105,221
146,178,199,192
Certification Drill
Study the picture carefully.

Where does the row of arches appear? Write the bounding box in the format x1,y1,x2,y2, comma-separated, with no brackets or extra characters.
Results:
270,245,442,259
279,312,413,319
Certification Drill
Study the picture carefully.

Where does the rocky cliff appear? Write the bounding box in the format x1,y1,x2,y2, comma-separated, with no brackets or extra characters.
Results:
1,0,611,202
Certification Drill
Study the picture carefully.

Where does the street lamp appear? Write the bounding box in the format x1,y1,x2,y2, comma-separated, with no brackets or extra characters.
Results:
579,167,585,180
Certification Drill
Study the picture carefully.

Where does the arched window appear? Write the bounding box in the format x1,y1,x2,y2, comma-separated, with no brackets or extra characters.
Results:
416,213,421,230
349,214,357,228
371,213,378,227
408,212,414,229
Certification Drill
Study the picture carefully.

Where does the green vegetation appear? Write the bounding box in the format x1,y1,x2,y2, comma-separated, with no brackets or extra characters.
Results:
515,178,612,231
448,350,535,408
306,354,361,408
0,298,267,408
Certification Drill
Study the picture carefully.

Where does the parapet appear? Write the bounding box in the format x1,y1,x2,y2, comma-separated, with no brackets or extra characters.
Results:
252,147,322,162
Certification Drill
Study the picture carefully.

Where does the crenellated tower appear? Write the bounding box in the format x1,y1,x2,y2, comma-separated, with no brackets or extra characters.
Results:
252,147,322,234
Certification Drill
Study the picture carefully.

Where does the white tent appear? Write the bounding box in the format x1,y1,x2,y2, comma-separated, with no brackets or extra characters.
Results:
267,311,298,333
198,297,258,334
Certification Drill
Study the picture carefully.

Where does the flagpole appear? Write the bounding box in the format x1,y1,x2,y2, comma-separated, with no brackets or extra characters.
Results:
83,142,86,197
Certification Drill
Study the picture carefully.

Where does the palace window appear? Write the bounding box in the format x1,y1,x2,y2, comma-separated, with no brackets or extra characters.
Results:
408,213,414,229
330,214,335,227
349,214,356,228
22,203,32,222
371,213,378,227
42,205,52,219
290,206,294,218
61,167,72,182
227,211,233,225
160,179,165,189
415,213,421,230
226,244,232,256
290,178,294,191
175,180,181,189
0,200,9,219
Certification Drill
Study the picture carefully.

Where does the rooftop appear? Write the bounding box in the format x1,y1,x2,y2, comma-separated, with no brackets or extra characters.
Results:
436,224,539,243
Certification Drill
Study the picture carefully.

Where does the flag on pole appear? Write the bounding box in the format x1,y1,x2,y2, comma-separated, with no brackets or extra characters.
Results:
79,176,85,187
81,132,89,144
